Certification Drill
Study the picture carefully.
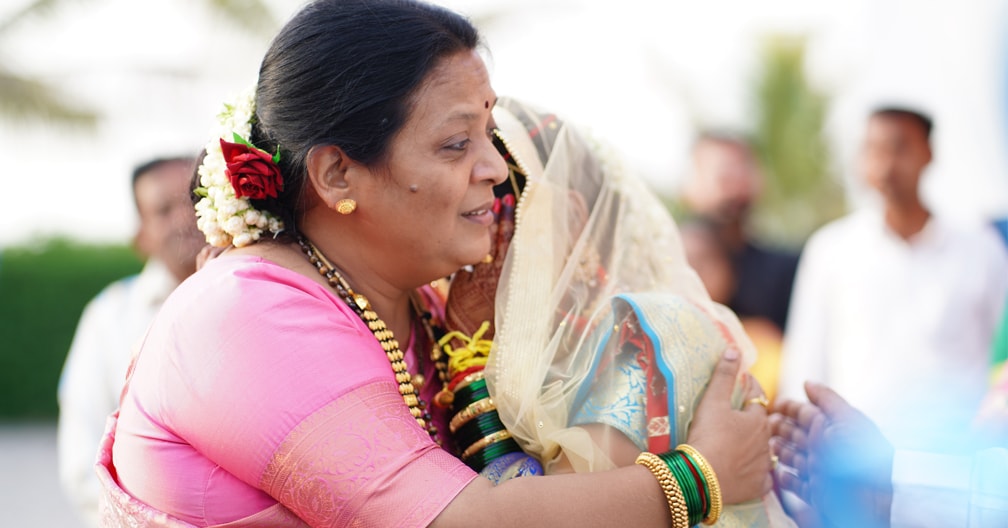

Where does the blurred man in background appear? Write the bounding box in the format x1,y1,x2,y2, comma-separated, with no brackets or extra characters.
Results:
57,156,204,527
678,131,800,399
679,131,800,333
779,107,1008,452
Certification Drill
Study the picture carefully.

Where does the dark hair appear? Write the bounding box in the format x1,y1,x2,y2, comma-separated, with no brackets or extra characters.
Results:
131,156,197,208
132,156,197,188
189,149,208,206
871,106,933,140
250,0,481,229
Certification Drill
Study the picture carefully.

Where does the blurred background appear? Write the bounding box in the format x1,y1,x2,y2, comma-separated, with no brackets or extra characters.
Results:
2,0,1007,524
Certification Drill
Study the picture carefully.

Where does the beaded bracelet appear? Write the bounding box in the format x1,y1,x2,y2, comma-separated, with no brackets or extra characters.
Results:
635,452,690,528
676,444,723,525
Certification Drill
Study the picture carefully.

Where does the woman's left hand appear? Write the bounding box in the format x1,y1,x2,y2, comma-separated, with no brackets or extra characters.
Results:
686,347,774,505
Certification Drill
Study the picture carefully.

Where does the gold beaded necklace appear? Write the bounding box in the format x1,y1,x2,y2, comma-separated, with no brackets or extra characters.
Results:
297,235,437,439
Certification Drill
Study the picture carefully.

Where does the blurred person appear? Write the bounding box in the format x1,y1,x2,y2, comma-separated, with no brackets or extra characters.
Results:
678,131,800,334
779,107,1008,451
680,215,784,402
57,156,204,527
771,381,1008,527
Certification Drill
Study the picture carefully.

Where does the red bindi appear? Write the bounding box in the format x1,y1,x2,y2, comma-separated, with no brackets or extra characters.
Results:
485,100,490,109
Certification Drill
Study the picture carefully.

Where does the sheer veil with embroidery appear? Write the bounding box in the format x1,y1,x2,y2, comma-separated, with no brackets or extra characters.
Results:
487,98,794,527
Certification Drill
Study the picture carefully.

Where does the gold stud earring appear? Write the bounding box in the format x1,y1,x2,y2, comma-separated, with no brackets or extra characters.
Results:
336,198,357,215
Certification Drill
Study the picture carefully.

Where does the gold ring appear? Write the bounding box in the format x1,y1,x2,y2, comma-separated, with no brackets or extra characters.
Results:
746,395,769,410
770,454,779,469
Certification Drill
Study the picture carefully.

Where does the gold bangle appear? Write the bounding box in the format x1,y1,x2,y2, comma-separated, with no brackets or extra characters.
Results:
676,444,722,525
449,397,496,433
451,370,485,393
460,430,512,460
635,452,690,528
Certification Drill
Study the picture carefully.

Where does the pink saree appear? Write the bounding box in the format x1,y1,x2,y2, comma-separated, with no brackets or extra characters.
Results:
98,256,475,527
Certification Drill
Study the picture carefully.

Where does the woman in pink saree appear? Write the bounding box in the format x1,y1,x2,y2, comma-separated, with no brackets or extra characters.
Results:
97,1,782,526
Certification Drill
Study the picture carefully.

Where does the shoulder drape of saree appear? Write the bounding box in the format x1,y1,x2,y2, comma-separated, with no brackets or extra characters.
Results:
97,413,309,528
612,294,795,527
487,99,795,527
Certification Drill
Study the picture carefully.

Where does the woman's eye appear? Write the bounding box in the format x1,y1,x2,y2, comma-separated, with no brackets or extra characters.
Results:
446,139,470,151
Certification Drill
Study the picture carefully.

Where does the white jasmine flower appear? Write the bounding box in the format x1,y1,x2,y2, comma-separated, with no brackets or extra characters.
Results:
243,209,262,226
232,232,253,248
194,86,285,247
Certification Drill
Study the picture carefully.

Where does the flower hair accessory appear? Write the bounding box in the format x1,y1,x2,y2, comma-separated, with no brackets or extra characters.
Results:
194,87,285,248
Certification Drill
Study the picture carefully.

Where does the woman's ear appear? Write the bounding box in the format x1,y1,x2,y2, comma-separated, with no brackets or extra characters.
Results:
305,144,353,208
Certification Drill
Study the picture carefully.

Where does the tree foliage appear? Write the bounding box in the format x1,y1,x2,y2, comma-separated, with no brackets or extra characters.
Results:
750,36,846,247
0,239,142,419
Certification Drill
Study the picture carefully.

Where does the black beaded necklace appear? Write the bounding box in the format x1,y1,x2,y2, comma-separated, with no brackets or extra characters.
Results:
297,235,437,439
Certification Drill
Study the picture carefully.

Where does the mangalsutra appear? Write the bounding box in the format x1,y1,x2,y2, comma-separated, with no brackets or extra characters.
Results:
297,235,437,439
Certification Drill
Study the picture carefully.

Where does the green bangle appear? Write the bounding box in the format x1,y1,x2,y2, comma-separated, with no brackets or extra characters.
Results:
678,449,711,516
677,453,707,526
453,379,489,409
469,438,522,469
659,451,705,526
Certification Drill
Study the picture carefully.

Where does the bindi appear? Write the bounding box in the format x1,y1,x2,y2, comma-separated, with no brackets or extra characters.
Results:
485,100,490,109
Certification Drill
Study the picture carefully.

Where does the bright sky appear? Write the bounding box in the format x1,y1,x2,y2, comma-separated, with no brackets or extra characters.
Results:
2,0,1007,248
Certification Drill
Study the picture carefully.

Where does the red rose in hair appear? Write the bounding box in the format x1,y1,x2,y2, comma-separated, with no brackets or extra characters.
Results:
220,138,283,200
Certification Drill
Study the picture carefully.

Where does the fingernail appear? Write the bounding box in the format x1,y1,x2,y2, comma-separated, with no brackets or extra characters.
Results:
492,197,501,217
723,347,739,361
503,193,516,207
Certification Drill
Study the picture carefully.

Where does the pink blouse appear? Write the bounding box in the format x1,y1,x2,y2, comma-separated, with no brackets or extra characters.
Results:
109,255,475,527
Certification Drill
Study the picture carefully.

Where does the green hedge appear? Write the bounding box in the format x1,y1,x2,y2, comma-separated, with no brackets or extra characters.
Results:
0,238,142,419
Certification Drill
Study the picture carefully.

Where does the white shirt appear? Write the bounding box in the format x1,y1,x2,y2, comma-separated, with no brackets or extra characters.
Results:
892,448,1008,527
780,210,1008,449
57,260,179,527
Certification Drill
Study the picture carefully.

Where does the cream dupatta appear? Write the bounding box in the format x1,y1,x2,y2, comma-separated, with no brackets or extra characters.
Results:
487,98,794,527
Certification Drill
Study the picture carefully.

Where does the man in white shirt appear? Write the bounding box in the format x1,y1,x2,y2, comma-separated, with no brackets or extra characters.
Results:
57,156,205,527
779,107,1008,451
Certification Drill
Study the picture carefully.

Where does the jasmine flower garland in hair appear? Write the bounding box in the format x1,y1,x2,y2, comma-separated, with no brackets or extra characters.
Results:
194,87,285,248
